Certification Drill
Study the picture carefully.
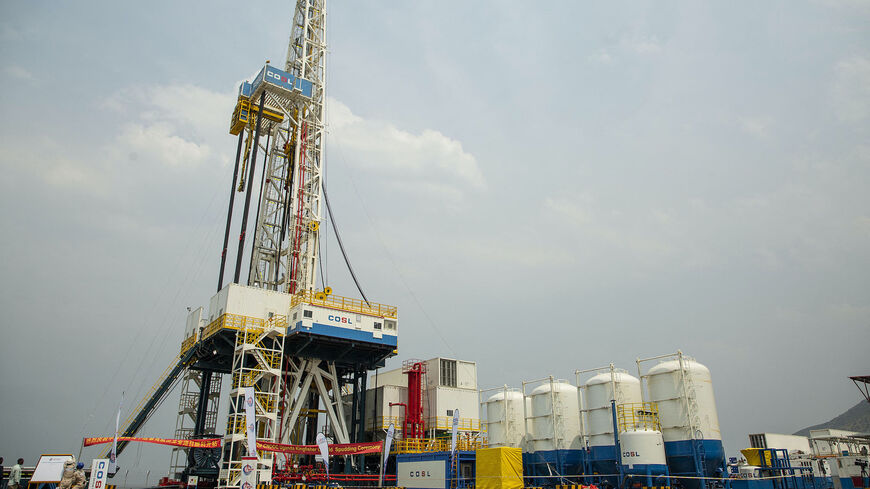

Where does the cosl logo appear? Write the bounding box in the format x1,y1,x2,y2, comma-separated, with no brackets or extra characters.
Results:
327,315,352,325
266,70,290,83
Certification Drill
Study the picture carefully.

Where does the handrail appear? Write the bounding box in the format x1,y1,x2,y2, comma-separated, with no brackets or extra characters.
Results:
291,290,397,319
617,402,661,432
368,416,485,433
391,437,486,454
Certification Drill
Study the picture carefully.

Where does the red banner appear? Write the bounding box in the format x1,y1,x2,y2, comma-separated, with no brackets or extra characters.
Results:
83,437,222,449
257,440,382,455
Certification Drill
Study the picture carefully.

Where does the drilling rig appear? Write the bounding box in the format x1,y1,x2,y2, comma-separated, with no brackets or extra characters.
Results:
103,1,399,487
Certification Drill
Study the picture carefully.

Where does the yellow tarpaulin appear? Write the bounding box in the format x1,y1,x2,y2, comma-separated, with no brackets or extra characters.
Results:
476,447,524,489
740,448,771,467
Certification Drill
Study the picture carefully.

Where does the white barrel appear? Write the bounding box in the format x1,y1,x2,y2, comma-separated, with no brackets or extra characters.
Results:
584,371,642,447
646,358,721,442
620,429,668,466
484,389,527,448
529,380,582,451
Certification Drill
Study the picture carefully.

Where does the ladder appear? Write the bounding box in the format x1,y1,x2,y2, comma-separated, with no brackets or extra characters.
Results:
679,354,708,486
450,452,459,489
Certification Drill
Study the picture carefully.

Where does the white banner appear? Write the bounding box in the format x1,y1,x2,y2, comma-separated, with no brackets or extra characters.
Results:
379,423,395,486
88,459,109,489
109,392,124,473
450,408,460,453
240,457,257,489
316,432,330,479
243,387,257,457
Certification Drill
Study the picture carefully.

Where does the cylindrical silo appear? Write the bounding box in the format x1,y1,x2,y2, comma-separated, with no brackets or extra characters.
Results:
645,357,725,486
525,379,584,488
484,388,527,448
529,380,583,451
583,370,642,479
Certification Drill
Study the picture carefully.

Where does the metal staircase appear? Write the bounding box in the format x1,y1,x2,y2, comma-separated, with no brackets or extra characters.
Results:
222,315,286,488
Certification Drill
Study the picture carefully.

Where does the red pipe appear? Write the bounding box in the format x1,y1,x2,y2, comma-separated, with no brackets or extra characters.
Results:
389,402,408,439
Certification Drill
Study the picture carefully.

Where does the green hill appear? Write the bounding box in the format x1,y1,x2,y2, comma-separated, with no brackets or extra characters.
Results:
794,400,870,437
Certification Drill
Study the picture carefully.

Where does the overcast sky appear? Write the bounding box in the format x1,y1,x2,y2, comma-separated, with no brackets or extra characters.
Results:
1,0,868,484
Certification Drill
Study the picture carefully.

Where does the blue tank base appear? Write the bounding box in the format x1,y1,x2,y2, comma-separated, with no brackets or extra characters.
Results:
522,449,586,488
622,464,670,489
662,440,726,489
588,445,620,488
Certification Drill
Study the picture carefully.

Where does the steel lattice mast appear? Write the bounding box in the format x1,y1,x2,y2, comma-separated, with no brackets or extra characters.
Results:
249,0,325,293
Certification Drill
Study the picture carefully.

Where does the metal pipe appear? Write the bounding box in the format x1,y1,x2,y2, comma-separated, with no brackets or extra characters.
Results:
218,131,245,291
233,89,267,284
389,402,408,440
193,371,213,435
611,400,624,489
247,126,272,286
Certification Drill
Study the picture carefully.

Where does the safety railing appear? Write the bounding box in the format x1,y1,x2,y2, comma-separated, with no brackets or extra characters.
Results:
616,402,661,432
391,437,486,454
180,334,197,355
292,290,398,319
368,415,402,431
367,416,486,433
202,313,287,342
428,416,485,432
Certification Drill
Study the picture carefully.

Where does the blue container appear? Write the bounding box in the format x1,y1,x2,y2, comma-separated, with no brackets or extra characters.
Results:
523,449,585,488
396,451,476,489
663,439,725,489
589,445,619,486
622,462,669,489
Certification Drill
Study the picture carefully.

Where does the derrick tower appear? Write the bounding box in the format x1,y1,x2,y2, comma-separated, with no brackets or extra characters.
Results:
104,2,398,488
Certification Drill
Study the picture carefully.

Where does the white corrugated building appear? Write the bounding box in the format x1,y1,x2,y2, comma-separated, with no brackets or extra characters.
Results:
748,433,812,454
359,357,482,439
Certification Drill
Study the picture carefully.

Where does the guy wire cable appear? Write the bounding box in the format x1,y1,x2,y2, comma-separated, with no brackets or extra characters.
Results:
322,180,370,306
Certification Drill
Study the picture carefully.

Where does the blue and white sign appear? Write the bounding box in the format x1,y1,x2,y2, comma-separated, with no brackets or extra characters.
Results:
252,65,314,99
88,459,110,489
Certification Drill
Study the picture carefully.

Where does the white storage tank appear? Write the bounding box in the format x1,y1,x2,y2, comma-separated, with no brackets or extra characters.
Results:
583,369,642,481
528,380,582,451
644,356,725,481
646,358,721,442
484,388,528,448
584,370,642,448
621,428,668,467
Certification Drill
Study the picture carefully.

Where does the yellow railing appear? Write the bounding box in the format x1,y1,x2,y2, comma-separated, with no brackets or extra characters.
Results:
255,393,277,413
292,290,398,319
369,415,402,431
201,313,286,342
617,402,661,432
369,416,485,433
226,416,246,435
391,437,486,454
429,416,485,432
180,334,197,355
232,371,260,388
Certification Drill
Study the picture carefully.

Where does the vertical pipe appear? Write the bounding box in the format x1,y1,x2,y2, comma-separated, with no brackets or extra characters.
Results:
247,127,272,286
218,132,245,291
612,400,623,489
349,370,359,443
234,90,267,284
357,369,368,473
194,371,213,435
